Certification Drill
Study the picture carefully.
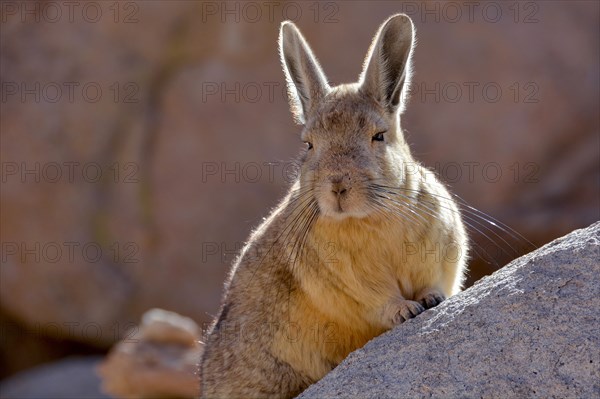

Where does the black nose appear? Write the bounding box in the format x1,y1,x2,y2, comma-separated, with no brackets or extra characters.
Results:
332,184,347,196
330,175,349,196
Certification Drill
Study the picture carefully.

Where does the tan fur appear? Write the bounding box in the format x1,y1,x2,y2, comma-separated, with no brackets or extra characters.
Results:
200,14,468,398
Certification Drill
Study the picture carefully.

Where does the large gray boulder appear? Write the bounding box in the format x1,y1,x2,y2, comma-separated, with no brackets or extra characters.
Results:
299,221,600,398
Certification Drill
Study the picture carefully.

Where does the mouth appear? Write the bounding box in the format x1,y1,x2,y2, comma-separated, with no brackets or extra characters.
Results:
318,198,370,220
335,198,344,213
315,180,373,220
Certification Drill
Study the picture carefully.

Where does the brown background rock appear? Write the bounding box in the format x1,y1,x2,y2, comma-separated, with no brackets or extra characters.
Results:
1,0,598,379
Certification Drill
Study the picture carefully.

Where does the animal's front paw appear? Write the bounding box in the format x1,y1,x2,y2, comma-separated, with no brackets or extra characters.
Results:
417,290,446,309
387,299,425,325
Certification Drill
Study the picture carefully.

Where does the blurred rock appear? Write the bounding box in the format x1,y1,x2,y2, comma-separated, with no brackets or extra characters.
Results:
97,308,201,398
299,222,600,398
0,357,109,399
0,0,598,375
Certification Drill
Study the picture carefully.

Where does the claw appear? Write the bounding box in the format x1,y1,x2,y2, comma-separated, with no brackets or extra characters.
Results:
392,300,425,324
419,292,446,309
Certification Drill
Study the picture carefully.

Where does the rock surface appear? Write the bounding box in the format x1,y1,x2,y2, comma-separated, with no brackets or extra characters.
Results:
298,221,600,398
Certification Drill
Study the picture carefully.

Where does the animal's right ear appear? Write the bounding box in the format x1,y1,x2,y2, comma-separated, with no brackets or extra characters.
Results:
359,14,415,114
279,21,330,125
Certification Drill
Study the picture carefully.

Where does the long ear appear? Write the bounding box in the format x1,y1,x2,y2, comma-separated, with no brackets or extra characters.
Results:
279,21,330,125
359,14,415,114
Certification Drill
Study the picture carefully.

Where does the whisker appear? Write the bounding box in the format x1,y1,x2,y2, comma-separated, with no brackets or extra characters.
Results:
371,181,535,250
246,183,317,284
373,185,520,258
368,184,519,267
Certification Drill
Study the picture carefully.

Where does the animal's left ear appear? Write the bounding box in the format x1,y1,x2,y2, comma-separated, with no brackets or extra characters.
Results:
279,21,330,125
359,14,415,114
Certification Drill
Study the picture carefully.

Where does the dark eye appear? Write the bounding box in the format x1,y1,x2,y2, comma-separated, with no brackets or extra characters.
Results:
305,141,313,150
372,132,385,142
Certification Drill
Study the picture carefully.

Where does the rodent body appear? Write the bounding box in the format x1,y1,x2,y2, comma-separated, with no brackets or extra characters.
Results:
200,14,468,398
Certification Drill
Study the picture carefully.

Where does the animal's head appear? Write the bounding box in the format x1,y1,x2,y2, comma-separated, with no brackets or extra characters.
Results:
279,14,416,220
